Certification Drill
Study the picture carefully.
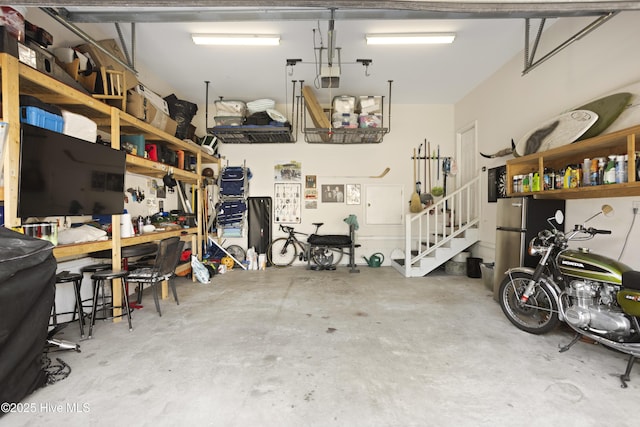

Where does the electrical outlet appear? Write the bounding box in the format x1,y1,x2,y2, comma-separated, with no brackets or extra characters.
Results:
633,201,640,213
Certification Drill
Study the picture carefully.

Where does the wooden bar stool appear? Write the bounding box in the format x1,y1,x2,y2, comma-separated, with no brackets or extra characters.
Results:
53,271,86,338
88,270,132,338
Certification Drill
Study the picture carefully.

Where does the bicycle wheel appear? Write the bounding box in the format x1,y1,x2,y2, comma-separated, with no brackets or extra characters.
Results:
267,238,298,267
311,246,344,268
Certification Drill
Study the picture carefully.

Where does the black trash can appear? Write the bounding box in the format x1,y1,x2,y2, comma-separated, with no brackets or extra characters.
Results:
466,257,483,278
0,227,56,408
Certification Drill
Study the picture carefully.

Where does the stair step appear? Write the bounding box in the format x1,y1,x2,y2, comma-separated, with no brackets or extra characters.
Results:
398,231,479,278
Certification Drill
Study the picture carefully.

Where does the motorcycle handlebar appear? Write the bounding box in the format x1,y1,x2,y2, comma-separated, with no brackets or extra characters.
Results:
587,227,611,235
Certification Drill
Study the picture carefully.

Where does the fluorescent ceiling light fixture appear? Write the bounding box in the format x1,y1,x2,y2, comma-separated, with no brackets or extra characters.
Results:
366,33,456,45
192,34,280,46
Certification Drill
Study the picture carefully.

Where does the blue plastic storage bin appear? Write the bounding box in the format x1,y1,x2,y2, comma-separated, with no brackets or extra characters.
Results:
121,134,145,157
20,106,64,133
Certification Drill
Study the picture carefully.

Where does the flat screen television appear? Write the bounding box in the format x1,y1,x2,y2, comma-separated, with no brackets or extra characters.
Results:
18,123,126,218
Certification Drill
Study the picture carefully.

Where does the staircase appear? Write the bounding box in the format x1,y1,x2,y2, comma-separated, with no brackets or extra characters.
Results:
391,176,481,277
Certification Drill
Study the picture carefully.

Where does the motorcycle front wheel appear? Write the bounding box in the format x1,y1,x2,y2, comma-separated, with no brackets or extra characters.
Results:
499,271,559,335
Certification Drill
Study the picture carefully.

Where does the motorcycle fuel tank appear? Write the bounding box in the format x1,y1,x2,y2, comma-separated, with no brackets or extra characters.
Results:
558,249,633,284
618,290,640,316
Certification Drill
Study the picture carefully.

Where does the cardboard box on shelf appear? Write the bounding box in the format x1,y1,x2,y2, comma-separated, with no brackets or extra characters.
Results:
75,39,138,90
135,84,169,115
127,91,177,136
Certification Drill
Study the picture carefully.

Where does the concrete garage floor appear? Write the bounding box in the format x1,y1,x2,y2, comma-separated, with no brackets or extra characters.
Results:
9,266,640,426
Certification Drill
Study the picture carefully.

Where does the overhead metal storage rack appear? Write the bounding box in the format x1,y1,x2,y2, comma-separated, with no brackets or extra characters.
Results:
304,127,388,144
301,80,392,144
208,125,295,144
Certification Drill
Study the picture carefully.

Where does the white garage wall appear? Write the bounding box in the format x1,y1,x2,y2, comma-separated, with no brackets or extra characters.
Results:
216,103,454,260
455,11,640,267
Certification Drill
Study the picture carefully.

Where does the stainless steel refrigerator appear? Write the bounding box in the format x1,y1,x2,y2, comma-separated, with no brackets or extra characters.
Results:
493,197,565,300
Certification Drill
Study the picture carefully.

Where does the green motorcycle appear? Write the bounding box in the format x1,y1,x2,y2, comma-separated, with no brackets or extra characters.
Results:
499,205,640,388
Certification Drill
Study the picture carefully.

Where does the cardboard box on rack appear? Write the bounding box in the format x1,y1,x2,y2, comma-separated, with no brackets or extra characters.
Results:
127,91,177,136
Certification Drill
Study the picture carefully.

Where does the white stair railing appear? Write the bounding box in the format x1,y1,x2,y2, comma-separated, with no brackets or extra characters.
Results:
403,175,481,276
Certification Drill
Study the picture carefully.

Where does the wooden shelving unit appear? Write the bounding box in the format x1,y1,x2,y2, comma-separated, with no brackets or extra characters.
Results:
507,124,640,199
1,52,217,310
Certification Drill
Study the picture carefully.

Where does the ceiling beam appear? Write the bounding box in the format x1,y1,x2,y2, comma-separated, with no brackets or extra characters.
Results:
23,2,640,23
522,11,617,74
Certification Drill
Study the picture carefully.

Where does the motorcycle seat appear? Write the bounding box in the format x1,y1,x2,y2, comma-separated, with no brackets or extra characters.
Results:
622,271,640,291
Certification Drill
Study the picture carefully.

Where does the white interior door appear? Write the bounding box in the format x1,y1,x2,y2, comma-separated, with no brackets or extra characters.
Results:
456,121,478,222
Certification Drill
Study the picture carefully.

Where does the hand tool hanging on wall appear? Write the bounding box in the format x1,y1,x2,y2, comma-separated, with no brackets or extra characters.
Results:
410,148,422,213
421,139,433,206
437,144,440,181
442,157,451,210
416,142,422,195
430,143,443,198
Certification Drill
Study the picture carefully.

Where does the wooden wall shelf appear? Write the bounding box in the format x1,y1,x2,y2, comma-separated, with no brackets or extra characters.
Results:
506,124,640,199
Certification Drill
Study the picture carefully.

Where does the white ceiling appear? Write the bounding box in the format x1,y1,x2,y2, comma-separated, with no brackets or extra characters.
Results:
103,18,528,106
31,3,638,111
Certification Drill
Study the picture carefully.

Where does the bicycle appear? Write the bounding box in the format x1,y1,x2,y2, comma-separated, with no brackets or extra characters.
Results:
267,223,349,268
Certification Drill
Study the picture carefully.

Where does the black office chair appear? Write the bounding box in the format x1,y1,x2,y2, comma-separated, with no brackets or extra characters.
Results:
127,237,185,317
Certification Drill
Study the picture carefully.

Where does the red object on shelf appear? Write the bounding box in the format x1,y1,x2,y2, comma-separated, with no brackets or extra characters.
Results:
145,143,158,161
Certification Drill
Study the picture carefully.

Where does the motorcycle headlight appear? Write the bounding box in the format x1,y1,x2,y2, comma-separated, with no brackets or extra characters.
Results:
528,237,544,256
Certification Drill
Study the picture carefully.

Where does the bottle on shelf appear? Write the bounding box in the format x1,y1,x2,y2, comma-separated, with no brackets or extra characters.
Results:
571,165,581,188
522,174,530,193
582,158,591,186
615,155,624,184
532,172,540,191
598,158,606,185
564,166,572,189
556,168,564,189
590,158,599,186
543,168,554,191
604,155,616,184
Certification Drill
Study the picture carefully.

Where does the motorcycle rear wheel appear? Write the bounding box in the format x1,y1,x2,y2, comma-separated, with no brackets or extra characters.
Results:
499,271,559,335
